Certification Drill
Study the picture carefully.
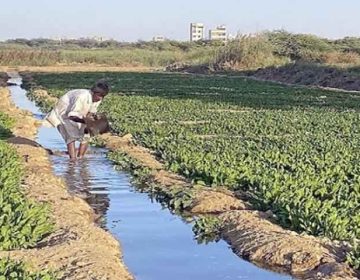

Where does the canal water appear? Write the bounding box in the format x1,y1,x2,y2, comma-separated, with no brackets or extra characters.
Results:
8,76,291,280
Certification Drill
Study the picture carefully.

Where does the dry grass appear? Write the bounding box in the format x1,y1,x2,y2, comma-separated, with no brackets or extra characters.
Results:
320,51,360,66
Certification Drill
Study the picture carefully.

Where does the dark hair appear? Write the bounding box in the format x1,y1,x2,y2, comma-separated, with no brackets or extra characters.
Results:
91,80,110,96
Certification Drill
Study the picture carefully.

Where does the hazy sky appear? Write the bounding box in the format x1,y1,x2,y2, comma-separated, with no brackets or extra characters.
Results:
1,0,359,41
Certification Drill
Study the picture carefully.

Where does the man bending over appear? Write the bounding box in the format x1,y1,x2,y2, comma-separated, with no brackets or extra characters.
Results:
45,80,110,160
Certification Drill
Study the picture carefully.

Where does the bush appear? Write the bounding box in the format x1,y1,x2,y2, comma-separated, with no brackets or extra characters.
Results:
266,30,333,61
213,34,288,70
0,112,14,140
332,37,360,54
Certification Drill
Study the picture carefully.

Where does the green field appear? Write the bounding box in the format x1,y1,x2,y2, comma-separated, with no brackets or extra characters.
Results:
28,72,360,266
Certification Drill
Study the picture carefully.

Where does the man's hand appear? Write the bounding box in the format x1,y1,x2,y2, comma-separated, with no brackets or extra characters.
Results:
86,112,100,120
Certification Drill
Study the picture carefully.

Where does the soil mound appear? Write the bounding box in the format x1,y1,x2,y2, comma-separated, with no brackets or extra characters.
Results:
7,136,53,154
243,63,360,92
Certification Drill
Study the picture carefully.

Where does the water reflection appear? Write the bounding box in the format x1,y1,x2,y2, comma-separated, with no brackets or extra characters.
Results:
37,125,112,229
60,155,110,228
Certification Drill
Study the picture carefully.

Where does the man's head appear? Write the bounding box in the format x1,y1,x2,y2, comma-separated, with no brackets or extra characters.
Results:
91,80,110,102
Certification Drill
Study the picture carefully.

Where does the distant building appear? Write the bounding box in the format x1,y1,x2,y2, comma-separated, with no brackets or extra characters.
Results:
190,23,204,42
228,33,236,41
92,36,105,42
209,25,227,42
153,35,166,42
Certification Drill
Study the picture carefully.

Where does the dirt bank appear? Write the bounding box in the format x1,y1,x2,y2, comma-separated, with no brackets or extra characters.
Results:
166,62,360,93
242,63,360,92
0,87,132,280
24,78,359,279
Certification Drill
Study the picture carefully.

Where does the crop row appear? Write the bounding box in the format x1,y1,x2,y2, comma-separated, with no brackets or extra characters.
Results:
0,110,55,278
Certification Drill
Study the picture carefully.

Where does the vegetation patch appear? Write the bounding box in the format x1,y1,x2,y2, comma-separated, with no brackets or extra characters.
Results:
0,111,14,140
26,71,360,269
0,40,219,67
26,89,57,113
347,242,360,270
192,216,223,244
3,31,360,70
0,140,54,250
0,258,58,280
0,111,53,250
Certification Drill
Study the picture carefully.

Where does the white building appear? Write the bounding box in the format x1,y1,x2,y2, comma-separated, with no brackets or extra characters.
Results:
153,35,166,42
190,23,205,42
209,25,227,42
228,33,237,41
92,36,104,42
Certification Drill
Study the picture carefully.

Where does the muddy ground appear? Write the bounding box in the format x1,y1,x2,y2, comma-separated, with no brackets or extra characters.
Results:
26,83,359,279
0,87,132,280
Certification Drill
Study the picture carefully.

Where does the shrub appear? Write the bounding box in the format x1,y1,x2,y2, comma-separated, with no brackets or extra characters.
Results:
0,112,14,140
213,34,288,70
266,30,333,60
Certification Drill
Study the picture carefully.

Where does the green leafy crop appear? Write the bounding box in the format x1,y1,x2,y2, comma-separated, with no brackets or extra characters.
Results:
0,258,58,280
0,112,14,140
0,141,53,250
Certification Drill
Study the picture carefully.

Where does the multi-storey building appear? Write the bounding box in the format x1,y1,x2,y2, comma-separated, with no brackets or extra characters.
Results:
209,25,227,42
190,23,204,42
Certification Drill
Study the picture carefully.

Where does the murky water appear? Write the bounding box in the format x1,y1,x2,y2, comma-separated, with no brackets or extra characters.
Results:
8,77,291,280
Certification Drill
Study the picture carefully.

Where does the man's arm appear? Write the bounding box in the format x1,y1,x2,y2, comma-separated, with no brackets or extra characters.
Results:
67,91,91,123
69,116,85,124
